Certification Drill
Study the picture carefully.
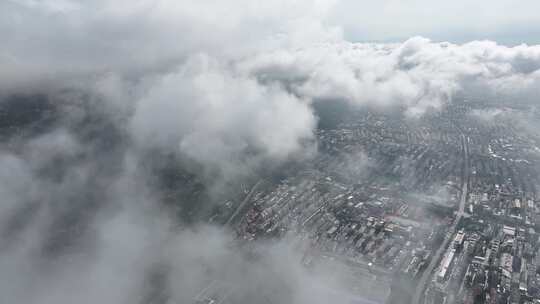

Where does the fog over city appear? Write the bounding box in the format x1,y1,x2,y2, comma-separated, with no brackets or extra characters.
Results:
1,1,540,304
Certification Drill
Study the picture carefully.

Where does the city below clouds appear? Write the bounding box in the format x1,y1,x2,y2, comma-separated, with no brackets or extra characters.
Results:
1,1,540,304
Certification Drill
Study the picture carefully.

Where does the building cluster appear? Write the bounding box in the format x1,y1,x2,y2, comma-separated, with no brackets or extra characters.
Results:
199,99,540,304
423,100,540,304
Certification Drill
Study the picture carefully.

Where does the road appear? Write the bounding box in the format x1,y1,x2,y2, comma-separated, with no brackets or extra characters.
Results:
225,180,263,226
411,133,469,304
458,134,469,216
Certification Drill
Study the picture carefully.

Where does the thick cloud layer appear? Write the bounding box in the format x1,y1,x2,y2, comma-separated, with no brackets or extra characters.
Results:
2,1,540,304
242,37,540,117
131,56,316,183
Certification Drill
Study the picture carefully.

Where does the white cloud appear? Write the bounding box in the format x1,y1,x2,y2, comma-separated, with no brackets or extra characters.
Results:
130,56,316,182
241,37,540,117
0,0,341,91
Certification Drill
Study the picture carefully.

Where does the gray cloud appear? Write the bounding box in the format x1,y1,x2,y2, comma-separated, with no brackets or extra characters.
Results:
130,55,316,185
0,2,343,303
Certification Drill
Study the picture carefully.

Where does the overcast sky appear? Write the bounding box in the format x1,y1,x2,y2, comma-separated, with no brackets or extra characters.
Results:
329,0,540,45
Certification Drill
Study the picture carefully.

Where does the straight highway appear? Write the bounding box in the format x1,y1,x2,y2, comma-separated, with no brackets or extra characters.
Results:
411,133,469,304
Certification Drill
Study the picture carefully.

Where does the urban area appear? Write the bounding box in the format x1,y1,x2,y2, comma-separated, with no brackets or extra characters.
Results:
194,97,540,304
